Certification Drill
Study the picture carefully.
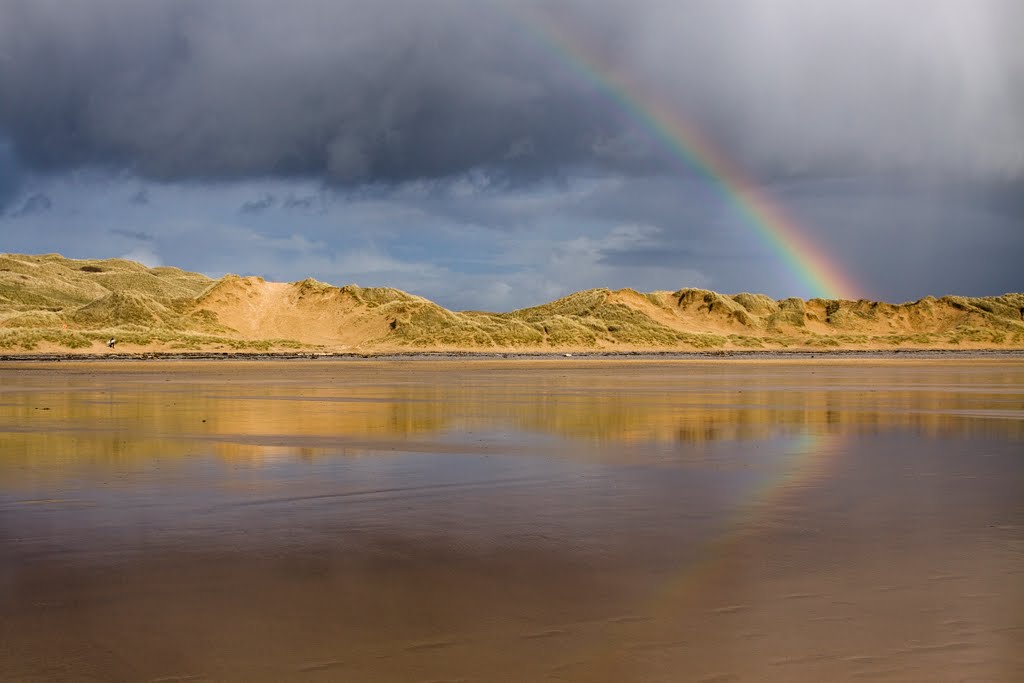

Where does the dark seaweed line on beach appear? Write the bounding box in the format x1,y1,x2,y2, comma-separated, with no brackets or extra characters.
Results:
1,349,1022,362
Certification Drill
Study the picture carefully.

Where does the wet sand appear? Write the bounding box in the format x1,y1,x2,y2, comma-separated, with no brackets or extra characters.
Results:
1,359,1022,681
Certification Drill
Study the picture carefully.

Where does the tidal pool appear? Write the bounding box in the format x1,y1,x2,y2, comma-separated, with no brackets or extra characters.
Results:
1,358,1022,682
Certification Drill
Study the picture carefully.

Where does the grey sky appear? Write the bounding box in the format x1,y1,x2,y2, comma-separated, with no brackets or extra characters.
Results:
0,0,1021,308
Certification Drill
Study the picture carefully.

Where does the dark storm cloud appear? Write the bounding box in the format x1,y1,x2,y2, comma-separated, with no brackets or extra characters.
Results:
0,0,624,185
597,245,697,269
1,0,1020,187
109,228,155,242
0,138,22,210
239,193,276,214
9,193,52,218
282,195,318,211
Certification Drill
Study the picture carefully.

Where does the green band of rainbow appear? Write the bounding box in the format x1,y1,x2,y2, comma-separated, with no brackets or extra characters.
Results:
502,3,861,300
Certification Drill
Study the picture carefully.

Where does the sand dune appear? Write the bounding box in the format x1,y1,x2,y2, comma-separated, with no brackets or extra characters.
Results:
1,252,1022,353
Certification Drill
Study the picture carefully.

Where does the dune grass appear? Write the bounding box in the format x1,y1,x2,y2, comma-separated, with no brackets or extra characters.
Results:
0,327,309,351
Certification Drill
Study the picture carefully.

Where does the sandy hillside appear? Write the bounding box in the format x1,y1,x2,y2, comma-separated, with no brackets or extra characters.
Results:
1,252,1022,353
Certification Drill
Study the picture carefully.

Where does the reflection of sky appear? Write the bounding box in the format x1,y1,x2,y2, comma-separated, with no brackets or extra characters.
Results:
3,429,1022,568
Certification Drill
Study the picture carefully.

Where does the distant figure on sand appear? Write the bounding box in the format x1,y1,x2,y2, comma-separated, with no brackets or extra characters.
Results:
107,338,116,349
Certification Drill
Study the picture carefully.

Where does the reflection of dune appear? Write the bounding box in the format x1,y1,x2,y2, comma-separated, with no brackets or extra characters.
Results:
0,386,452,471
507,388,1024,444
0,360,1021,488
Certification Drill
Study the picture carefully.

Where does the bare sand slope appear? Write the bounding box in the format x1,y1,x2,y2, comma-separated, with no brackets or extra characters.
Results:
1,252,1022,353
194,276,395,347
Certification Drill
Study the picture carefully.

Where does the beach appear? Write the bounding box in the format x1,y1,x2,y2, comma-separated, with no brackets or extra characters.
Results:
1,357,1022,681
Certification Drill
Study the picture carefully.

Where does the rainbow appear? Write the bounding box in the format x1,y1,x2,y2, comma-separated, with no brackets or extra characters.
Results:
649,430,843,602
587,429,847,668
500,3,860,300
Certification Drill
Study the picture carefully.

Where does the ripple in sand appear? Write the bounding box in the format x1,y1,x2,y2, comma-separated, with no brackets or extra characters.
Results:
521,629,567,640
404,639,462,652
607,614,653,624
892,641,976,655
297,660,344,672
841,655,887,663
851,668,910,679
709,604,748,614
769,653,836,666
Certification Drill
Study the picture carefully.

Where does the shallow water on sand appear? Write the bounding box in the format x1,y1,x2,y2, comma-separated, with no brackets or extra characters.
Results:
0,359,1022,682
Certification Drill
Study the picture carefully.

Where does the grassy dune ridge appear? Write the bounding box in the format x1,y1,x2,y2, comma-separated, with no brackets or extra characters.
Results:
1,253,1022,352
